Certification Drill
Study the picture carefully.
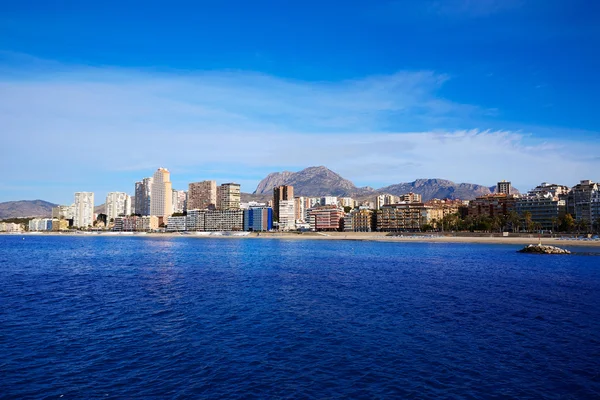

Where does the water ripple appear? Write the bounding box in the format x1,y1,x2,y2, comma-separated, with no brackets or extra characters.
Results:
1,236,599,398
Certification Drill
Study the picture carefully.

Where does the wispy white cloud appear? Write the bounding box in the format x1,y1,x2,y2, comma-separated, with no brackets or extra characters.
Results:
0,55,598,202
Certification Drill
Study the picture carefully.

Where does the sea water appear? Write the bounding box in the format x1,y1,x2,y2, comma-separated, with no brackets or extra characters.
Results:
1,235,599,398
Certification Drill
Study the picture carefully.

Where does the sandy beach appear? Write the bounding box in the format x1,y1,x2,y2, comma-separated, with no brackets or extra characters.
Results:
5,231,600,247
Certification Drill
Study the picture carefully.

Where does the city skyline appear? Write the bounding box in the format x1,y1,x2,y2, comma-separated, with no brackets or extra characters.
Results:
1,1,599,203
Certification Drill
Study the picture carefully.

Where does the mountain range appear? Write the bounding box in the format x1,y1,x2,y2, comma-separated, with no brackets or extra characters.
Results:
0,200,57,220
253,166,518,200
1,166,519,219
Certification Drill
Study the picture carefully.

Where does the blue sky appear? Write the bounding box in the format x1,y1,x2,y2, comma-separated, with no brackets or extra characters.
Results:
0,0,599,204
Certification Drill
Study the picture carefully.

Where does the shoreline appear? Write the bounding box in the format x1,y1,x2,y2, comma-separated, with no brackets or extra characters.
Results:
3,231,600,247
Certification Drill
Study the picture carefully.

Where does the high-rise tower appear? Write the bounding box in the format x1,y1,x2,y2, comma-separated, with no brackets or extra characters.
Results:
150,168,173,217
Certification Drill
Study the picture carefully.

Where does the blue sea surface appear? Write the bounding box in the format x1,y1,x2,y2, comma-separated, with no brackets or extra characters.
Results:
1,235,599,399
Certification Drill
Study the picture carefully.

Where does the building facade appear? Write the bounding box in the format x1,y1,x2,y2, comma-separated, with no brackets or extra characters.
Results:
497,180,512,195
150,168,173,217
52,204,75,220
278,200,296,230
467,194,516,219
244,207,273,231
204,210,244,231
105,192,131,221
188,180,217,210
308,206,344,231
345,208,375,232
219,183,241,210
172,189,187,214
166,215,187,232
273,185,294,221
135,177,153,216
571,180,599,223
74,192,94,228
376,203,426,232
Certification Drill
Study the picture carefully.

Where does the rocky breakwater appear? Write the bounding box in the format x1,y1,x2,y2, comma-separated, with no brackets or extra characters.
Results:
518,244,571,255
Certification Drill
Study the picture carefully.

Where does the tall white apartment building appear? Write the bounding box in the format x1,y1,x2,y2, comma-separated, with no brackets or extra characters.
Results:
105,192,131,221
172,189,187,214
74,192,94,228
150,168,173,217
278,200,296,230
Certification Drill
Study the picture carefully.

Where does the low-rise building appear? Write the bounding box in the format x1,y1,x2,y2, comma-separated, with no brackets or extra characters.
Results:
376,203,426,231
467,194,516,218
345,208,375,232
0,222,24,232
204,210,244,231
28,218,53,231
166,216,187,232
51,219,69,231
186,209,206,231
244,207,273,231
308,206,344,231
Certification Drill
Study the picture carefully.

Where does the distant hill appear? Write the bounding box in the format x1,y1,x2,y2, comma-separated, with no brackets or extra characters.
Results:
0,200,57,220
254,166,373,197
378,179,494,201
254,166,518,201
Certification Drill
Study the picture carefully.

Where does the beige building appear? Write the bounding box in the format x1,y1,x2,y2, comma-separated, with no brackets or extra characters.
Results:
205,210,244,231
344,208,375,232
150,168,173,217
52,219,69,231
188,180,217,210
377,203,426,231
219,183,241,210
398,192,422,203
52,205,75,220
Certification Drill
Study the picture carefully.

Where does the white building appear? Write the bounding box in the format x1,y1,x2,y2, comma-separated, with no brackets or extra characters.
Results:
320,196,338,206
186,209,206,231
74,192,94,228
278,200,296,230
172,189,187,214
166,215,187,232
105,192,131,222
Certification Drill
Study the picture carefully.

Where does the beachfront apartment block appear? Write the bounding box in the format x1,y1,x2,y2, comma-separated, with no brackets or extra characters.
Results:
150,168,173,218
105,192,131,221
188,180,217,211
172,189,187,214
0,222,23,232
344,208,375,232
278,200,296,230
308,206,344,231
273,185,294,221
74,192,95,228
135,177,153,216
205,210,244,231
376,203,426,232
219,183,241,210
166,215,187,232
244,207,273,232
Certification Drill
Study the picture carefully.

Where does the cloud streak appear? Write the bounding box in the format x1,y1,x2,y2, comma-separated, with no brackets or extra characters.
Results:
0,55,598,203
